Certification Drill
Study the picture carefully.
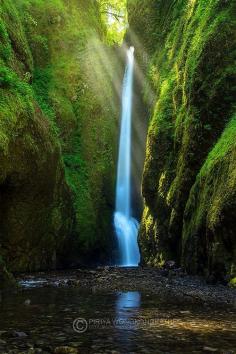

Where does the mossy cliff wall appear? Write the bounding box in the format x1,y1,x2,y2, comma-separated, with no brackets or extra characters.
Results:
0,0,118,283
0,0,74,278
17,0,119,264
128,0,236,279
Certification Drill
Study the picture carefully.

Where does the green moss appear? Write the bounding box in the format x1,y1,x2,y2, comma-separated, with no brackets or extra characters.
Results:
200,116,236,177
0,19,11,61
0,0,75,276
229,277,236,288
11,0,119,262
0,66,32,98
32,66,59,135
129,0,236,277
0,0,33,71
182,114,236,275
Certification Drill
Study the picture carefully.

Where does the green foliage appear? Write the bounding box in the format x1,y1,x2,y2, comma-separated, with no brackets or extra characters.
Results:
0,0,33,71
0,20,11,61
200,115,236,177
229,277,236,288
0,66,16,88
13,0,119,260
130,0,236,275
98,0,128,44
182,114,236,257
0,66,31,96
32,66,57,125
31,34,48,51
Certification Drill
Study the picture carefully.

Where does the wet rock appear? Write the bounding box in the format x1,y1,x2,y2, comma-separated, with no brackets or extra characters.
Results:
16,266,236,307
92,286,97,293
66,280,77,287
28,349,43,354
54,346,78,354
13,331,28,338
35,340,46,347
65,279,81,287
206,275,218,285
164,261,176,270
96,266,104,271
160,269,169,277
24,299,31,306
203,346,218,352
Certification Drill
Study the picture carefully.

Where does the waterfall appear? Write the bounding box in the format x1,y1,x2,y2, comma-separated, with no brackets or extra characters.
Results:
114,47,140,267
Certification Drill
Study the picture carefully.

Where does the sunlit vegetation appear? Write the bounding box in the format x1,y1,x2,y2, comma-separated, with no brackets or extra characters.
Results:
18,0,121,260
0,0,124,273
131,0,236,279
98,0,128,44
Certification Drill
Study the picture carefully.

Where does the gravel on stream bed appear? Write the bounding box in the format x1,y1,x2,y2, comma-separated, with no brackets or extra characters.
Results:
0,267,235,354
16,266,236,308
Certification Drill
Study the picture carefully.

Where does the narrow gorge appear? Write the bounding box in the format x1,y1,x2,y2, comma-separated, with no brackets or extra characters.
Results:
0,0,235,353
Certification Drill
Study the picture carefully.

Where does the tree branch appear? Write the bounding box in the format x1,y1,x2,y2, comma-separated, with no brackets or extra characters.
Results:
101,11,124,22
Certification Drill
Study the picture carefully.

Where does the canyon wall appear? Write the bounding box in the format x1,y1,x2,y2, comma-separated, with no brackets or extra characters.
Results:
0,0,119,286
128,0,236,281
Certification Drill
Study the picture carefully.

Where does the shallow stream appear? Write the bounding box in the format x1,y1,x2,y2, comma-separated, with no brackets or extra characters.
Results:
0,282,235,353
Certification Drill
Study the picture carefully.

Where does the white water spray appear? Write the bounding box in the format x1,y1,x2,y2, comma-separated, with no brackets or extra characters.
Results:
114,47,140,267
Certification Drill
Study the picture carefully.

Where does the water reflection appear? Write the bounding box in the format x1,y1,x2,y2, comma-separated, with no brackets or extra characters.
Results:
116,291,141,331
0,287,235,353
116,291,141,312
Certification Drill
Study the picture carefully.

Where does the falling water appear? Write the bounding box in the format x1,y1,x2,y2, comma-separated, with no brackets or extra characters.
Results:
114,46,140,267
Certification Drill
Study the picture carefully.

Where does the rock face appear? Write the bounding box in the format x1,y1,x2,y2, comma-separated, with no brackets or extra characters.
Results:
20,0,120,265
0,97,73,272
0,0,118,282
128,0,236,279
0,0,74,277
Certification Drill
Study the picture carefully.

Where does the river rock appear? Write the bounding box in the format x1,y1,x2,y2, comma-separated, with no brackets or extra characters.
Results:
54,346,78,354
13,331,28,338
203,347,218,352
24,299,31,306
164,261,176,270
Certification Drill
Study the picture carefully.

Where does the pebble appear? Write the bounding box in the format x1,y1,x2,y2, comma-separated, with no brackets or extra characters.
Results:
24,299,31,306
16,267,236,308
13,331,28,338
54,346,78,354
28,349,43,354
0,267,233,354
203,347,218,352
